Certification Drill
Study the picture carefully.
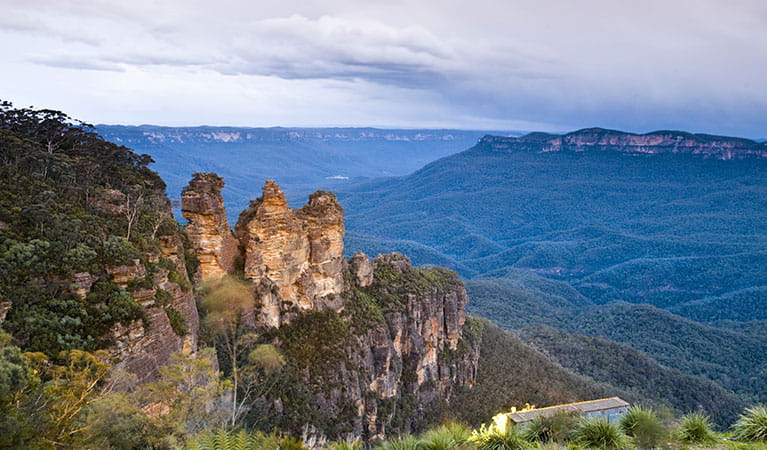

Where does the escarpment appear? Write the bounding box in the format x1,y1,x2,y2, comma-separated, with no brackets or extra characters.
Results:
183,176,481,439
481,127,767,160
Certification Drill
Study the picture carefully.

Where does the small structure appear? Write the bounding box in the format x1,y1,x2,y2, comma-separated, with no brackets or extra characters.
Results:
507,397,630,425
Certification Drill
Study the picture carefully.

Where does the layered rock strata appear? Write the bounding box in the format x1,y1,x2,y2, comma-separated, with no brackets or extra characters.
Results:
182,175,481,439
181,173,239,280
481,127,767,160
235,180,345,327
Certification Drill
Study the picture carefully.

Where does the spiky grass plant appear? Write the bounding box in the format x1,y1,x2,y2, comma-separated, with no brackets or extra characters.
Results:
619,405,666,449
731,405,767,442
373,434,420,450
419,426,461,450
570,416,628,450
522,412,577,444
325,439,363,450
469,422,532,450
676,412,717,445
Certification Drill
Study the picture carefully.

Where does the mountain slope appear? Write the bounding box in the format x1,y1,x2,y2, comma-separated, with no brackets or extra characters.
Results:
338,129,767,317
518,326,745,426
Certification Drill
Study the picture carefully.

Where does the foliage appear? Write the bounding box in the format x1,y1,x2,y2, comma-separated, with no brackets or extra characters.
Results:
570,416,628,450
618,405,667,449
419,422,471,450
199,275,256,426
519,324,747,427
0,101,181,358
165,306,188,336
676,412,717,445
469,420,532,450
732,405,767,442
447,319,612,427
374,434,420,450
325,438,363,450
184,429,285,450
521,412,578,443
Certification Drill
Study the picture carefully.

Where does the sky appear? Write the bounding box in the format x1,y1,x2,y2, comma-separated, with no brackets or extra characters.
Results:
1,0,765,137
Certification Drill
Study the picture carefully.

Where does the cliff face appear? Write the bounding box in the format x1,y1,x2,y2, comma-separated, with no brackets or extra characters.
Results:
104,207,200,382
481,128,767,160
183,176,480,439
181,173,239,281
234,180,346,327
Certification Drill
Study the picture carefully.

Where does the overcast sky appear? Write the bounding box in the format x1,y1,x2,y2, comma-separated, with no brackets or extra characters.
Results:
1,0,765,137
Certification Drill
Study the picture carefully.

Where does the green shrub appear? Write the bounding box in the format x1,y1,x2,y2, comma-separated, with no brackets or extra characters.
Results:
325,439,363,450
469,423,532,450
164,306,188,336
374,434,420,450
154,287,172,308
168,269,191,292
619,405,666,449
731,405,767,442
570,416,628,450
419,425,462,450
522,412,577,443
676,412,717,444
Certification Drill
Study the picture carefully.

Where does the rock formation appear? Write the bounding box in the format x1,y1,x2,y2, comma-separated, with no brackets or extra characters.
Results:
181,173,239,280
481,128,767,160
234,180,345,327
182,175,481,439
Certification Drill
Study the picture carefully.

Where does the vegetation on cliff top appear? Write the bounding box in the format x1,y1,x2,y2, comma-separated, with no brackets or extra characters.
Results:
0,101,185,357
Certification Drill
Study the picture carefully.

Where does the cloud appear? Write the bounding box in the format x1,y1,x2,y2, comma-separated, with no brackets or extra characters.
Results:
0,0,765,137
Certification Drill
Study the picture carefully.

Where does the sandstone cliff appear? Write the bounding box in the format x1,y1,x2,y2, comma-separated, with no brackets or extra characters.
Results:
481,128,767,160
182,176,480,439
181,173,239,281
234,180,346,327
106,232,199,382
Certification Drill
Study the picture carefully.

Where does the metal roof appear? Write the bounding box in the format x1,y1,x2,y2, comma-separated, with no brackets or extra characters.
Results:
507,397,629,424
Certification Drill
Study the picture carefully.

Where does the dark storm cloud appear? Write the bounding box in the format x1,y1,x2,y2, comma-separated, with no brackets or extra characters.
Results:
1,0,765,137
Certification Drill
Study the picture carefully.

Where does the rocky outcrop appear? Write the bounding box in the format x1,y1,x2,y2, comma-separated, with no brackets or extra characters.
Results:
181,173,239,281
103,226,200,382
481,128,767,160
269,252,480,439
349,251,375,287
234,180,345,327
181,174,480,439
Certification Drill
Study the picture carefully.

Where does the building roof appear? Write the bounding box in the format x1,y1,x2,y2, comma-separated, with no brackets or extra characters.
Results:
507,397,630,424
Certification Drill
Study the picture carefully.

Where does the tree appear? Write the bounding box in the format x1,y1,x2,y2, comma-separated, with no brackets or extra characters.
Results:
200,275,256,426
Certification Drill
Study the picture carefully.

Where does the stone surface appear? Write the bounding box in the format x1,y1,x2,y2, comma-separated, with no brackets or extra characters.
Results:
349,251,375,287
107,209,200,382
481,128,767,160
180,174,480,439
181,173,239,281
235,180,346,326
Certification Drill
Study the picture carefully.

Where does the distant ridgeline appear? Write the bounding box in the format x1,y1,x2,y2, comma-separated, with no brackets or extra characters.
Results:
96,124,502,222
338,127,767,424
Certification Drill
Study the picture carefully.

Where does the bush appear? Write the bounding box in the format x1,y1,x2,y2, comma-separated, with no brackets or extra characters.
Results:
164,306,188,336
419,426,462,450
325,440,363,450
521,412,577,443
374,434,419,450
570,416,628,450
469,422,531,450
619,405,666,448
731,405,767,442
676,412,717,444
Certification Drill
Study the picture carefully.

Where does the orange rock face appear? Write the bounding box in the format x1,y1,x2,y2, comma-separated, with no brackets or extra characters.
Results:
235,181,345,327
181,173,239,280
